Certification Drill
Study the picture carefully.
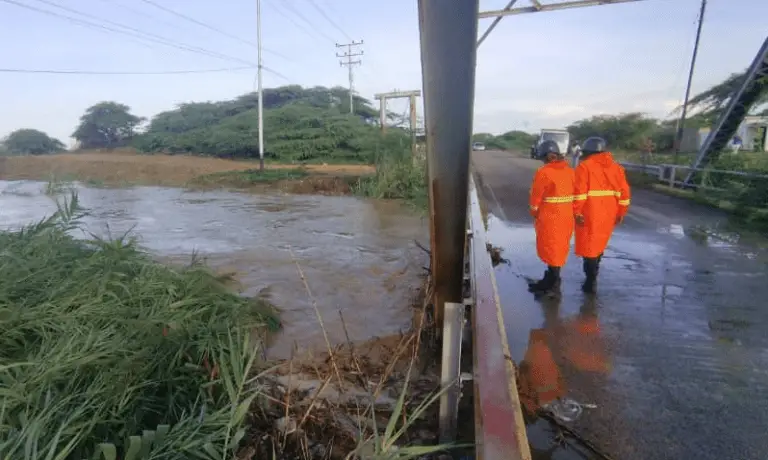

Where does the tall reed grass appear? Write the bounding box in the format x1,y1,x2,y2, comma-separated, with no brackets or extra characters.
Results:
0,193,280,459
354,146,427,209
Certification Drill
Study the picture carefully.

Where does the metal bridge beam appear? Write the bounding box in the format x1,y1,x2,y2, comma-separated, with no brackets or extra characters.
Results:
477,0,520,47
478,0,645,19
685,36,768,184
417,0,478,327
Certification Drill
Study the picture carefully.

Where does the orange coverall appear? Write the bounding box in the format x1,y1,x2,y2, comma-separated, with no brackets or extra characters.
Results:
573,152,631,258
529,160,576,267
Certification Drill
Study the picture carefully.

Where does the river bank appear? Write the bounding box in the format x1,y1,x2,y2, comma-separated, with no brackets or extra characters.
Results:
0,149,374,191
0,180,450,458
0,149,429,208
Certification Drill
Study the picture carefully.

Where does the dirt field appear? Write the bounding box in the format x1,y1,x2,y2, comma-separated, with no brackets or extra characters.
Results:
0,150,375,187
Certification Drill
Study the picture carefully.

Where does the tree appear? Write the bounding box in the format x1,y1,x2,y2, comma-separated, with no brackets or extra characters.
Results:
2,129,65,155
133,85,397,162
567,113,659,151
73,102,144,149
679,71,768,117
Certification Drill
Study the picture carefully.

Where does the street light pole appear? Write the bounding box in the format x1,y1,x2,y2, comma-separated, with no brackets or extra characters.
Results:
257,0,265,171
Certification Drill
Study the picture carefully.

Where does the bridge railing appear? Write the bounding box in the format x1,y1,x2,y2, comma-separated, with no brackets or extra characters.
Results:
462,174,531,460
621,162,768,192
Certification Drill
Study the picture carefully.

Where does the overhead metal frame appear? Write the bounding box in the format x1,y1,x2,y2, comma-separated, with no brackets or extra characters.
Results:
479,0,645,19
477,0,647,46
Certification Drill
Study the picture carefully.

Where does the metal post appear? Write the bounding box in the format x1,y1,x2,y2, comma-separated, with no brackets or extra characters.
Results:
348,60,354,114
256,0,265,171
336,41,364,115
438,301,464,443
418,0,479,327
379,96,387,132
674,0,707,158
409,94,417,155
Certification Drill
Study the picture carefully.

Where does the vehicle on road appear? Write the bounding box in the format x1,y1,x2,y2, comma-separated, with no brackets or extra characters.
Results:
530,129,570,159
472,142,486,151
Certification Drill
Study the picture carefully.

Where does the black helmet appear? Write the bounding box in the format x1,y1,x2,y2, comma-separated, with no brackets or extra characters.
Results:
536,140,560,159
582,137,607,155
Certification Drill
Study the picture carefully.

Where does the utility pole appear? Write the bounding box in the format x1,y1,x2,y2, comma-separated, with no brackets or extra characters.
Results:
256,0,265,171
336,40,363,114
374,90,422,155
674,0,707,159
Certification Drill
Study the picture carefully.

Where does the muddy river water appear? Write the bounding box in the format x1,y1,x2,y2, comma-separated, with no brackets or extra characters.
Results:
0,180,428,359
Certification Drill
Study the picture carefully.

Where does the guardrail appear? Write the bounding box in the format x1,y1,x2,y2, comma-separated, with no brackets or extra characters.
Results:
462,175,531,460
620,162,768,191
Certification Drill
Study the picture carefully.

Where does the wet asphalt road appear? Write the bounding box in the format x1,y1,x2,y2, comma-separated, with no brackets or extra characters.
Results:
473,150,768,460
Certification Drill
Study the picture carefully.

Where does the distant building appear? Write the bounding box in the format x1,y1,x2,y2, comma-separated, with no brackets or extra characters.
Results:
685,116,768,153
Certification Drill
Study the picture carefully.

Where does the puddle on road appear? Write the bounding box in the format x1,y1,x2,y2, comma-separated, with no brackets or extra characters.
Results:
0,180,428,359
486,213,768,460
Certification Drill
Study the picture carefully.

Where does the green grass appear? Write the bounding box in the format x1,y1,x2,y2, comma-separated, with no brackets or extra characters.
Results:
354,153,428,210
0,193,281,459
191,167,310,188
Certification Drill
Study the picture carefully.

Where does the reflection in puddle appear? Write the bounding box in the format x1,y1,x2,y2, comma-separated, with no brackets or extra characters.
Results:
0,180,428,359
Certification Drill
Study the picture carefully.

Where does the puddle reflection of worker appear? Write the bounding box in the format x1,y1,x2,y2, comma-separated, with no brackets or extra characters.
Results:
517,294,565,417
517,327,567,417
560,296,610,375
517,296,609,419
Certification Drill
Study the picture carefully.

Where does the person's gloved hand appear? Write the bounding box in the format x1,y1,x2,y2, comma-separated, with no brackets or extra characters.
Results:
575,214,585,226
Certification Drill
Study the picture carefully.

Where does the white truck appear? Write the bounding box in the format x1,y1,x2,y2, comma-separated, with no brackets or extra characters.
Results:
530,129,571,159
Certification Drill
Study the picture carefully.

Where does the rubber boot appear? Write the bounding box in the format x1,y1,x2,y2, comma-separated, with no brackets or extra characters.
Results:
529,266,560,293
582,258,599,294
548,266,562,293
528,269,552,292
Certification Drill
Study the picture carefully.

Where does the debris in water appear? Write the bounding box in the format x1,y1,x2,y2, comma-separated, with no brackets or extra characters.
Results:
486,243,509,266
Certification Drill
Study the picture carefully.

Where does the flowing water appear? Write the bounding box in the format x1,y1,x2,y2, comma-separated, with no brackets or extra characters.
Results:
0,180,429,359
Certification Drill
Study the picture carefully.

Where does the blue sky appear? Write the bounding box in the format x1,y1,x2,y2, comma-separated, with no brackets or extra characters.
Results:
0,0,766,145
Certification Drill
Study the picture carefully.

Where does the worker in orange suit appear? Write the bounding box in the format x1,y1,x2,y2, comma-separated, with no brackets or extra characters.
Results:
573,137,631,293
517,328,567,417
528,140,575,294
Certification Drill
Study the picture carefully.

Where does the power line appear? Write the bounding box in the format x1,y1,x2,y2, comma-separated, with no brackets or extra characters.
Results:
6,0,252,66
96,0,184,32
280,0,336,44
0,66,256,75
3,0,289,80
304,0,352,41
265,0,320,42
136,0,288,60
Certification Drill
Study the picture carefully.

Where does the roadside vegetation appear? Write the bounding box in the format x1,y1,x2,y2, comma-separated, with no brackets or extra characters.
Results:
0,85,426,206
0,193,449,459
